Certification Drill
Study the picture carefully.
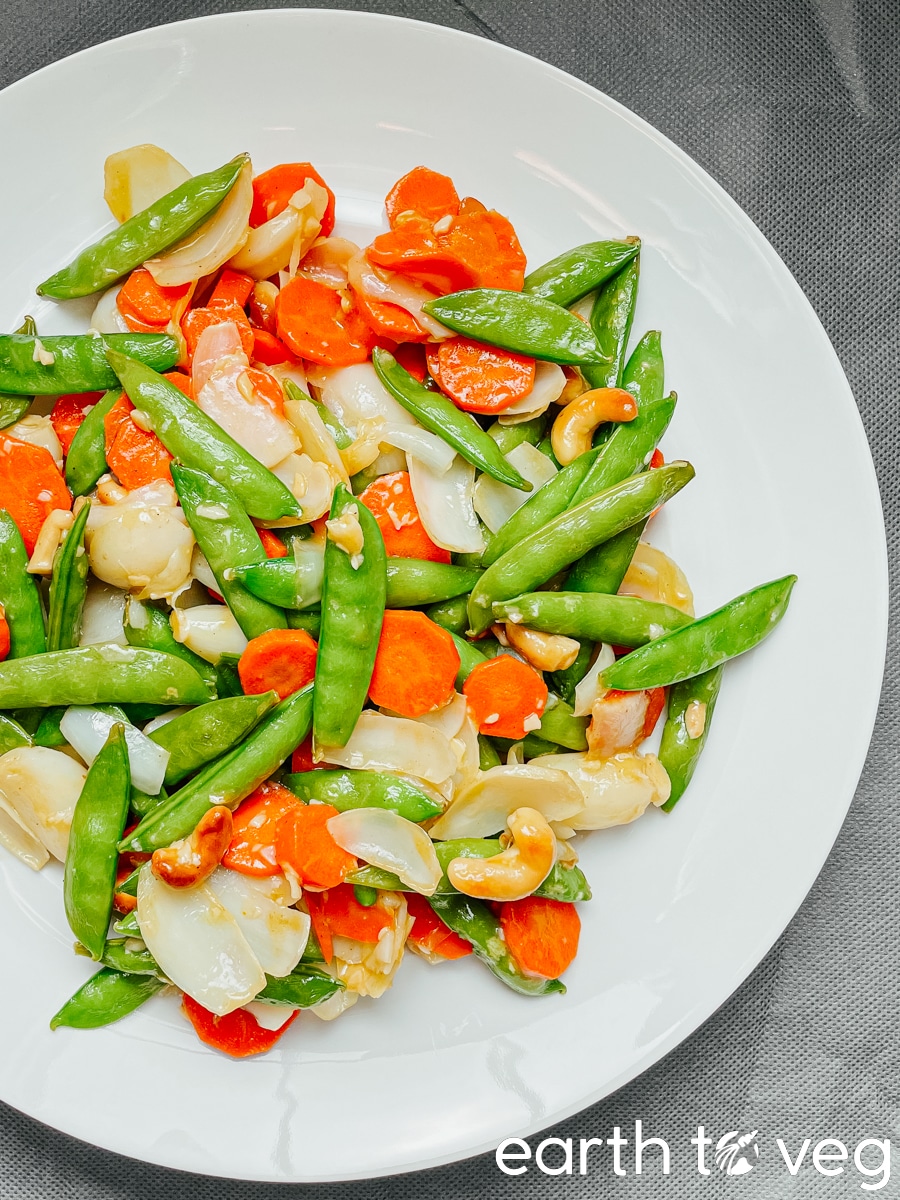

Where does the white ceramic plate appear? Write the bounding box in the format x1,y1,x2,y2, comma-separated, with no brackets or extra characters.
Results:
0,9,887,1183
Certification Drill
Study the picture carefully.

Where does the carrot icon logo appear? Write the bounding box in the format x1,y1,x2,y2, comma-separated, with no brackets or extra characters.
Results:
715,1130,760,1175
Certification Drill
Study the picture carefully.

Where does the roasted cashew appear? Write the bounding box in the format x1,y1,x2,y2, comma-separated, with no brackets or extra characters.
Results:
504,622,580,672
447,806,557,901
151,805,233,888
550,387,638,465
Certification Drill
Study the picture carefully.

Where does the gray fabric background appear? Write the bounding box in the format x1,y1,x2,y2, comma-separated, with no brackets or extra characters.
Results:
0,1,895,1196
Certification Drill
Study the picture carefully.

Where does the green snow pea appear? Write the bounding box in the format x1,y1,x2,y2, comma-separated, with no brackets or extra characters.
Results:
63,724,131,961
422,289,609,367
148,692,279,787
386,559,481,608
130,785,168,818
286,609,321,639
38,155,248,299
0,316,38,429
448,631,489,688
571,332,670,505
112,909,141,937
123,597,217,691
0,713,31,754
602,575,798,690
214,653,244,699
481,447,601,568
229,546,323,611
50,968,164,1030
0,334,178,395
0,509,45,657
372,348,531,491
0,645,212,709
523,238,640,308
106,352,300,522
33,706,69,747
283,381,353,450
285,769,442,822
429,892,566,995
478,734,502,770
99,938,162,978
582,254,641,390
567,518,648,594
536,694,588,751
493,591,692,647
64,390,120,496
550,639,593,706
468,461,695,634
301,927,325,963
486,414,546,456
426,594,470,635
46,500,91,652
354,884,379,906
121,683,314,853
172,464,286,639
659,667,724,812
257,964,343,1008
313,485,386,749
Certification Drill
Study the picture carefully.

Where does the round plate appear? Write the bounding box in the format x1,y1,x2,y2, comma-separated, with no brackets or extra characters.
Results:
0,9,887,1183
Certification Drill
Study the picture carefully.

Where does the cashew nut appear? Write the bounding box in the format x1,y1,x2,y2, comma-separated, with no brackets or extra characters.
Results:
504,622,581,672
555,366,587,406
26,508,74,575
550,387,638,465
151,805,233,888
447,806,557,901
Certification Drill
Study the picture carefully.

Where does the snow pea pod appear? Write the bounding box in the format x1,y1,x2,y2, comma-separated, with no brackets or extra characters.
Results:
0,333,178,395
523,238,640,308
448,631,488,688
38,155,248,299
124,598,217,691
567,518,648,594
468,462,695,634
121,683,314,853
481,447,601,568
486,414,546,455
478,734,502,770
99,939,163,978
422,290,609,367
602,575,798,691
536,694,588,751
64,390,120,496
46,500,91,652
0,510,45,657
148,692,279,787
550,640,593,706
0,645,213,709
50,968,164,1030
0,316,38,429
130,785,168,818
659,667,724,812
257,964,342,1008
582,255,641,391
106,351,301,522
386,559,481,608
428,892,566,995
285,769,442,822
286,609,321,639
372,348,531,491
64,723,131,961
426,594,469,635
314,485,386,750
494,590,692,647
172,464,287,639
0,713,31,755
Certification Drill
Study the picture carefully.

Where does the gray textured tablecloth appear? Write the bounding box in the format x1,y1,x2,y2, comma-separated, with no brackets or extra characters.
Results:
0,1,895,1196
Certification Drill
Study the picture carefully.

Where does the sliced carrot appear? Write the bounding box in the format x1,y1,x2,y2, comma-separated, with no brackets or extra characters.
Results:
274,803,357,890
290,734,331,774
104,395,172,490
276,276,373,367
436,337,535,414
238,628,318,700
351,283,430,343
163,370,193,399
182,303,255,363
0,611,9,662
367,204,526,293
256,527,288,559
358,470,450,564
118,267,191,327
316,884,393,943
251,328,297,366
462,653,549,740
250,162,336,236
242,367,285,417
649,448,665,470
50,392,104,454
393,343,427,383
425,342,443,384
368,610,459,718
209,268,254,310
182,993,298,1058
499,896,581,979
405,892,472,960
0,437,71,555
223,780,301,876
385,166,460,227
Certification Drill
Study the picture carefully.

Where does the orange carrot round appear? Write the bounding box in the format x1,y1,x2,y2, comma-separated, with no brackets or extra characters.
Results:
385,166,460,227
183,303,255,363
500,896,581,979
256,527,288,559
163,371,193,399
462,653,549,739
276,276,373,367
50,392,104,454
222,780,301,876
0,437,71,555
274,803,357,890
250,162,336,235
238,628,318,700
290,734,332,774
358,470,450,563
243,367,285,416
437,337,535,413
251,328,297,366
118,267,191,327
316,884,394,942
208,268,254,310
182,993,299,1057
368,610,460,717
406,892,472,959
351,284,429,343
393,343,428,383
103,395,172,491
